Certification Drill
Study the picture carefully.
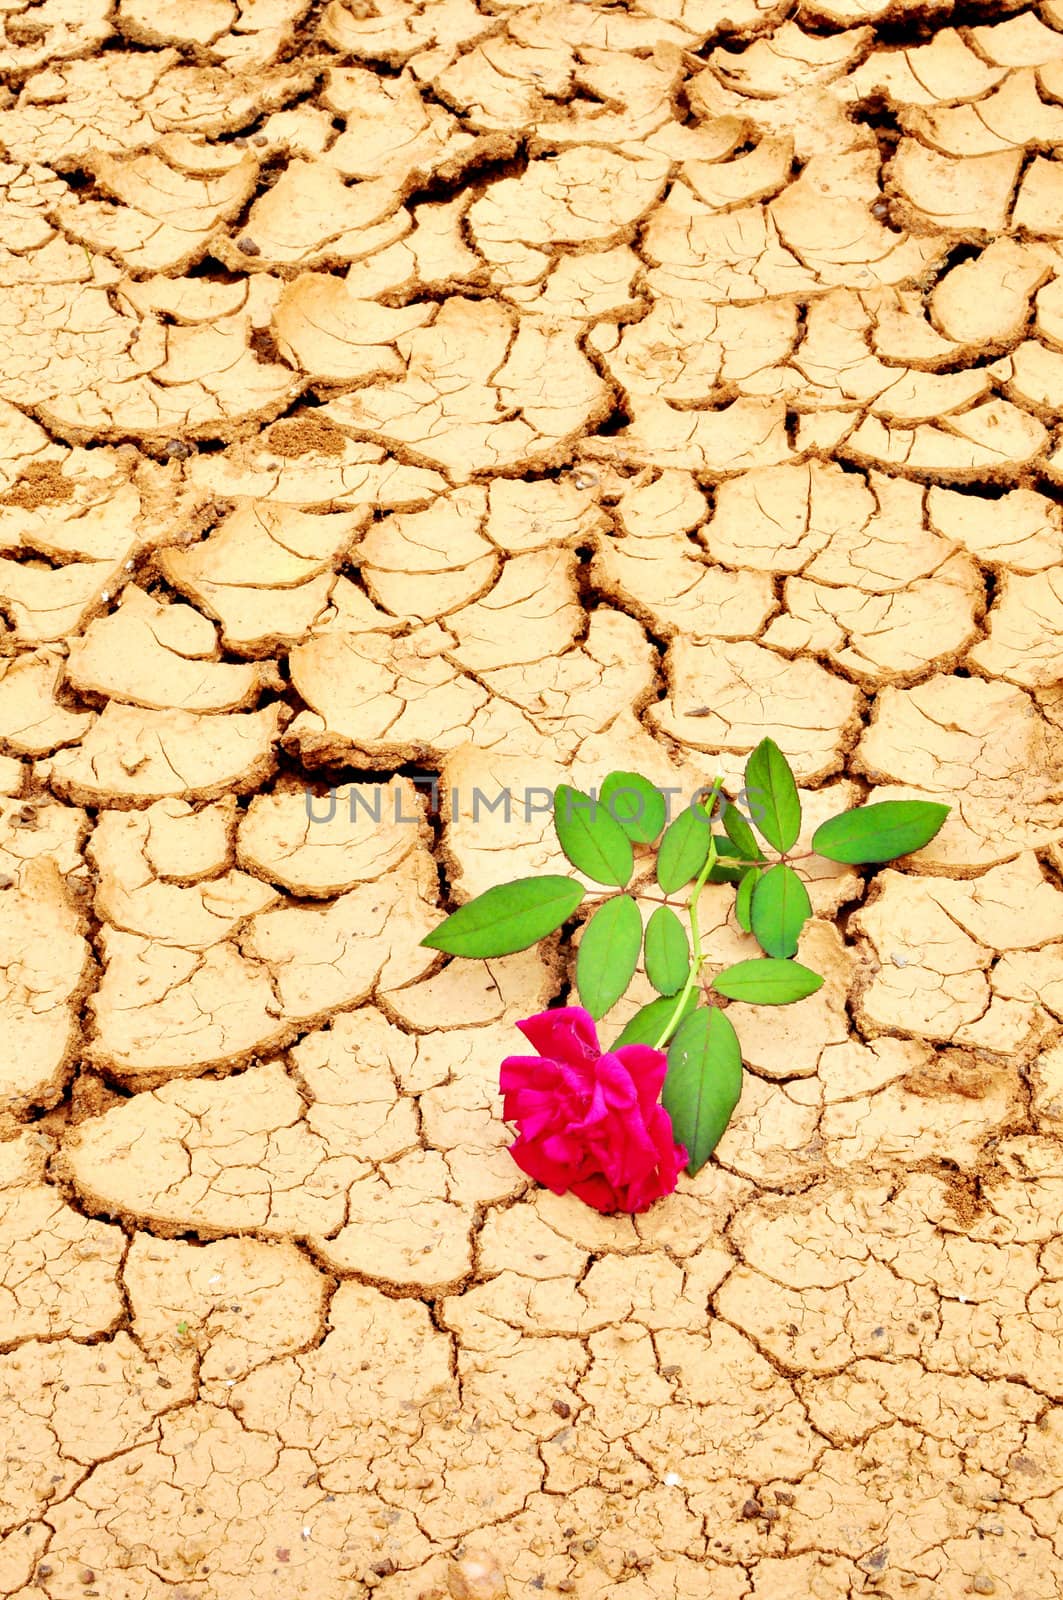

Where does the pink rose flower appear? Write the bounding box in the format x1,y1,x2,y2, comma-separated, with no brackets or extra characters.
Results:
499,1006,688,1215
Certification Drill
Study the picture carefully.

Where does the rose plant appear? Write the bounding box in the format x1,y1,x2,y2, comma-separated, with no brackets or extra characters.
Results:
422,739,949,1214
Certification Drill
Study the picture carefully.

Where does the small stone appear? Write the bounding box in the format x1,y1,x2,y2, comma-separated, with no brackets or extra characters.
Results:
740,1499,763,1519
972,1577,996,1596
252,134,268,147
236,235,262,256
552,1400,571,1418
164,439,194,460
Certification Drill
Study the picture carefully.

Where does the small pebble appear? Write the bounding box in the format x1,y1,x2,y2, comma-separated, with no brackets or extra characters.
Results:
972,1577,996,1596
236,235,262,256
164,439,194,460
740,1499,763,1519
252,134,268,147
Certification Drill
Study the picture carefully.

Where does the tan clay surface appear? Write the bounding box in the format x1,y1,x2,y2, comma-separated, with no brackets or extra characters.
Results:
2,2,1063,1597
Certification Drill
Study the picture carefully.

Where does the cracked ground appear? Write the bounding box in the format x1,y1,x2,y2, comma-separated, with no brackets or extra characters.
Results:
3,0,1063,1595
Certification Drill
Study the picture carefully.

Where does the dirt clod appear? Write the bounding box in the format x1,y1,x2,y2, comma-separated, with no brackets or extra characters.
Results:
446,1552,506,1599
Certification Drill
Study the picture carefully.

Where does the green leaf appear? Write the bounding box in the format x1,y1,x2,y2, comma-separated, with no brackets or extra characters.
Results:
576,896,643,1021
706,860,748,886
614,991,696,1048
422,876,584,957
644,905,690,997
744,738,801,854
600,772,666,845
553,785,633,887
811,800,950,865
720,798,764,862
735,867,759,933
750,862,812,959
663,1008,743,1176
657,805,713,894
712,958,824,1005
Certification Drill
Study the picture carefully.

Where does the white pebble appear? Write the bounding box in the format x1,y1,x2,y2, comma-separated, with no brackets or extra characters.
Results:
663,1472,682,1487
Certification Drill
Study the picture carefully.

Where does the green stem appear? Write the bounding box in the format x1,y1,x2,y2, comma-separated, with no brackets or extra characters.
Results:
652,778,724,1052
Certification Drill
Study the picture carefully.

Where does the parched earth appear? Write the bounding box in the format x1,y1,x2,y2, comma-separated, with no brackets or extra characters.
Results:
3,0,1063,1595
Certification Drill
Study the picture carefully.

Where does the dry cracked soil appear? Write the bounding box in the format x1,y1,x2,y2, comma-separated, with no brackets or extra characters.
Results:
2,0,1063,1595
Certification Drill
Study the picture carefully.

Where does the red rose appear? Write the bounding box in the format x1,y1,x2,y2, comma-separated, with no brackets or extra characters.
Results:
499,1007,687,1214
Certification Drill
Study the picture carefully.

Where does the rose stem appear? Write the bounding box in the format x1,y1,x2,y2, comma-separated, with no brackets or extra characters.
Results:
651,777,725,1052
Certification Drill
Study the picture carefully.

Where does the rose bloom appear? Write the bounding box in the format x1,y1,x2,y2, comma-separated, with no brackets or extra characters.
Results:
499,1006,687,1214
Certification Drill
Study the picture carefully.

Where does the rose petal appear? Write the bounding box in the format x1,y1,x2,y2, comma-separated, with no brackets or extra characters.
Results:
611,1043,669,1109
517,1006,600,1067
